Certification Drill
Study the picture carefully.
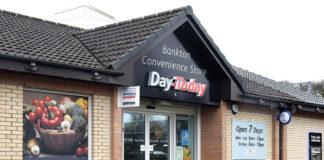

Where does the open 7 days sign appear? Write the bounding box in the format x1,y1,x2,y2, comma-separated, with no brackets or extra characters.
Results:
147,71,207,97
232,119,267,160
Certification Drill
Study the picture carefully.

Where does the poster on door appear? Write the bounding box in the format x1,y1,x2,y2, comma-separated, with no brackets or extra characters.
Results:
176,146,184,160
181,130,189,146
183,146,191,160
232,119,266,160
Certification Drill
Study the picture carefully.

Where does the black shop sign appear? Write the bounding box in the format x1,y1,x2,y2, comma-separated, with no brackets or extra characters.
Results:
309,132,322,147
133,26,227,105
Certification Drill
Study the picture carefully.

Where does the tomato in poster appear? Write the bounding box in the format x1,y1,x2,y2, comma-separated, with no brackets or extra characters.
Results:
32,99,38,106
84,147,88,156
28,112,37,122
43,96,51,103
38,100,45,109
76,147,84,157
35,107,43,117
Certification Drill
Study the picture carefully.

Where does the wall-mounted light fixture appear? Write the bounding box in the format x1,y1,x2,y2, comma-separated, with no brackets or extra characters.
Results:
280,103,287,108
146,105,156,109
231,104,239,115
146,99,156,110
270,105,276,111
92,72,102,80
28,62,39,72
292,104,297,113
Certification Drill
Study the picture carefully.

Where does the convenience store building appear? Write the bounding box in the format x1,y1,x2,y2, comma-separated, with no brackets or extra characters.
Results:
0,6,324,160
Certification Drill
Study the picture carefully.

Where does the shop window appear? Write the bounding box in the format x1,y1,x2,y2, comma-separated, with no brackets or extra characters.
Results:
23,89,90,159
176,114,194,160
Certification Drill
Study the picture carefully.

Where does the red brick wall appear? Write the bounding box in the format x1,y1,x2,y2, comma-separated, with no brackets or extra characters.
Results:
201,100,228,160
111,86,122,160
272,110,280,160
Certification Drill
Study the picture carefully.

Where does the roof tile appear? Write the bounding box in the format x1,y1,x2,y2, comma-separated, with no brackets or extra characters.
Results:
1,7,323,107
233,66,324,106
0,10,103,69
73,7,186,66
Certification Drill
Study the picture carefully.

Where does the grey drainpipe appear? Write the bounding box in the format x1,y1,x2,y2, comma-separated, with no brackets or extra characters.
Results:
279,115,283,160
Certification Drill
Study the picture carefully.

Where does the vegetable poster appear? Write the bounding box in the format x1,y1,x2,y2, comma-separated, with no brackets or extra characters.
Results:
23,90,89,159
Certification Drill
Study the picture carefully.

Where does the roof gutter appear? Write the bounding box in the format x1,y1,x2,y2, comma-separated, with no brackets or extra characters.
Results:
241,93,324,112
0,54,128,86
0,54,124,76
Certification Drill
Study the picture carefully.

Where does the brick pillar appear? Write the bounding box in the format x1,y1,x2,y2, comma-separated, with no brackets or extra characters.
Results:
92,95,111,160
201,100,228,160
272,109,280,160
0,83,23,160
111,87,122,160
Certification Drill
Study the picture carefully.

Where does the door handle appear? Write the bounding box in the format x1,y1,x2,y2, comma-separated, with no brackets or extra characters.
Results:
148,145,154,152
140,145,146,152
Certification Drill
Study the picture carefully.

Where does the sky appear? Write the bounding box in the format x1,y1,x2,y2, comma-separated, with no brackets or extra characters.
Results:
1,0,324,83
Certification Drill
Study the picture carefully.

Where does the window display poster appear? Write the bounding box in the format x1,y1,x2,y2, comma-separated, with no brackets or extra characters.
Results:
183,146,191,160
176,146,184,160
232,119,266,160
23,90,89,159
181,130,189,146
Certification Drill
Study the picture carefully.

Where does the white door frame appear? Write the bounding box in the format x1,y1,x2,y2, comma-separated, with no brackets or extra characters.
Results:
146,112,172,160
122,100,200,160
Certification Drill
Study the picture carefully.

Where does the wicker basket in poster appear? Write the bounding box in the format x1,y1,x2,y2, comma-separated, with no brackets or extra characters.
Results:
35,125,85,154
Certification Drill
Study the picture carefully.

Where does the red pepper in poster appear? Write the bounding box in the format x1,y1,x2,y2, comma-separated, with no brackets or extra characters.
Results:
41,106,63,129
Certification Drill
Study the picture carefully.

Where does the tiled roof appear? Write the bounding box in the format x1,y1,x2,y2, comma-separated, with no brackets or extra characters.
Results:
233,66,324,106
73,7,186,66
0,10,103,69
1,7,323,107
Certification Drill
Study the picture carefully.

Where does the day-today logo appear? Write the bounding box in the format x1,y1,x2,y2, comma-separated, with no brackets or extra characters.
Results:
147,71,207,97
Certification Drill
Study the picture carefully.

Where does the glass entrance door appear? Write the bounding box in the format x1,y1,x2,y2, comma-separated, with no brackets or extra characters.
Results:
149,114,170,160
123,112,170,160
123,112,146,160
